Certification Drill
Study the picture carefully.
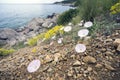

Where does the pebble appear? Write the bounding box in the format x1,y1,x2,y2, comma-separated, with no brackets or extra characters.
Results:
105,51,113,56
45,55,53,63
47,68,53,72
105,64,115,71
113,39,120,46
54,53,61,62
105,39,113,42
67,70,73,76
117,44,120,52
83,56,96,64
87,67,92,72
73,60,81,66
95,64,102,68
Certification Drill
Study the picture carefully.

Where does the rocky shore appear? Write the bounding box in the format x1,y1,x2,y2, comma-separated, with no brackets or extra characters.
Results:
0,13,59,47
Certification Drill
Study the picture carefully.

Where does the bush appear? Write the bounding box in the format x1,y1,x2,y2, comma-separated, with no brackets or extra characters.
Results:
27,33,45,46
79,0,98,21
57,9,78,25
110,2,120,15
78,0,119,21
44,25,64,39
27,25,64,46
72,15,81,25
0,48,15,56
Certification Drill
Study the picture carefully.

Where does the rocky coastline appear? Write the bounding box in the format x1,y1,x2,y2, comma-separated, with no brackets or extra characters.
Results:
0,13,59,47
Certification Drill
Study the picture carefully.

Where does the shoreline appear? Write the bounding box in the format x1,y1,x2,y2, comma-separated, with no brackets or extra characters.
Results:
0,13,59,47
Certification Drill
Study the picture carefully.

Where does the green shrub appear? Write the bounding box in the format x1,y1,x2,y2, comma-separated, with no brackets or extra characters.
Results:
110,2,120,15
57,9,78,25
72,15,81,25
0,48,15,56
12,41,27,50
78,0,119,21
78,0,99,21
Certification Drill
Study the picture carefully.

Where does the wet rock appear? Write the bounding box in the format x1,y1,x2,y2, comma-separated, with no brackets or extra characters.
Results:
83,56,96,64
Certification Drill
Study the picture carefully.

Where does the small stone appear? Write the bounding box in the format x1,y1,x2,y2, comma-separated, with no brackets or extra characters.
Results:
105,39,113,42
70,55,75,59
28,75,32,79
105,64,115,71
83,56,96,64
101,48,106,52
20,57,25,63
105,51,113,56
45,55,53,63
96,51,101,54
73,60,81,66
47,68,52,72
117,45,120,52
67,70,73,76
113,39,120,46
84,70,89,74
42,66,49,72
54,53,61,62
95,64,102,68
87,67,92,72
28,55,33,60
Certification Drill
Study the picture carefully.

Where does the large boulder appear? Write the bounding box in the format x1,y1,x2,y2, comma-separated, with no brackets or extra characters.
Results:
0,28,23,46
26,18,45,28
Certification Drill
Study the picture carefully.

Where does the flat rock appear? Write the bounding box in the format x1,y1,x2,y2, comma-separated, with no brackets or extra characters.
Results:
83,56,96,64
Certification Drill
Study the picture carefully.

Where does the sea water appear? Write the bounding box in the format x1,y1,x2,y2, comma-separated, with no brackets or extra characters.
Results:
0,4,71,28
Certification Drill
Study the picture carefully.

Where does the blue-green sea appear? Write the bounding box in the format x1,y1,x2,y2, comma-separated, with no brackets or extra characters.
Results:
0,4,71,28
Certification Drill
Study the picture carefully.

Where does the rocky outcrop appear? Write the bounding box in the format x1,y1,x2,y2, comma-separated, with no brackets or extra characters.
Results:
0,13,59,47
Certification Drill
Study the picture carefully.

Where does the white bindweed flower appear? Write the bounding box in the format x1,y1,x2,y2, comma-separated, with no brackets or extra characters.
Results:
64,26,72,32
78,29,89,38
84,21,93,28
75,44,86,53
68,23,72,26
58,38,63,44
27,60,41,73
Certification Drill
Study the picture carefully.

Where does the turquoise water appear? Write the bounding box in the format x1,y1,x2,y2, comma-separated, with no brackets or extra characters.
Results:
0,4,71,28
